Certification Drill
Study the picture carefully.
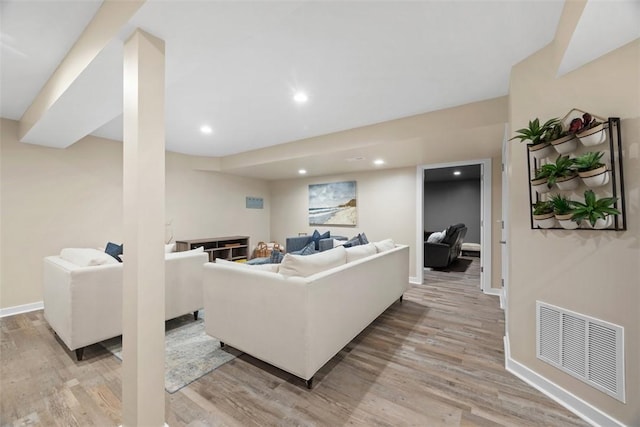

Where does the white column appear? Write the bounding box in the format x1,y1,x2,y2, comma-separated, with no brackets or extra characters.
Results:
122,29,166,427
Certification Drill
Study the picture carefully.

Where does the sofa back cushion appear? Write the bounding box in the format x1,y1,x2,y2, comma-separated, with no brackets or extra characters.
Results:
345,243,377,263
279,246,347,277
373,238,395,253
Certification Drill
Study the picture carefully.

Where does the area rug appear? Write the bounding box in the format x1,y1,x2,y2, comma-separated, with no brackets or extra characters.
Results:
101,312,239,393
435,257,473,273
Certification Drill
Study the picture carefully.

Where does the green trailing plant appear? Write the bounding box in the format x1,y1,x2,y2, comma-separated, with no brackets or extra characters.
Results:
537,155,577,186
572,151,605,173
570,190,621,226
549,193,573,215
532,200,553,216
510,117,560,146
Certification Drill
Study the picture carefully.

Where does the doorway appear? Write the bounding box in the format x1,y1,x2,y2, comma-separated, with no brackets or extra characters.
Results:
415,159,492,292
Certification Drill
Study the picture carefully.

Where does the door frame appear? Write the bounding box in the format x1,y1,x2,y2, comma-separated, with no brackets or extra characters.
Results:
415,159,492,293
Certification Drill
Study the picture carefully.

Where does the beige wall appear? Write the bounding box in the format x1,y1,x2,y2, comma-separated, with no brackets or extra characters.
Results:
270,167,417,276
508,10,639,425
270,159,503,288
0,118,271,309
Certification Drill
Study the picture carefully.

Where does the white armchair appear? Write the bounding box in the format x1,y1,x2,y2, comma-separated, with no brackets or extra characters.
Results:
43,248,208,360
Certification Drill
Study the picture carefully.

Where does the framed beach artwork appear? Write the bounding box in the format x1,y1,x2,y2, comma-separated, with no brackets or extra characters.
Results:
308,181,357,226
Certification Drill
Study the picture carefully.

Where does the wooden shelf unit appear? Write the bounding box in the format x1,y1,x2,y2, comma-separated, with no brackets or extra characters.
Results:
175,236,250,262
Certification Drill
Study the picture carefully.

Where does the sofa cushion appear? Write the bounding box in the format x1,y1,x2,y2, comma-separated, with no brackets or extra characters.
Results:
279,246,347,277
373,239,395,253
60,248,120,267
346,243,377,263
105,242,123,262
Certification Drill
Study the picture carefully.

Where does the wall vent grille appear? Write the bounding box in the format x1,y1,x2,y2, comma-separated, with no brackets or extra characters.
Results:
536,301,625,402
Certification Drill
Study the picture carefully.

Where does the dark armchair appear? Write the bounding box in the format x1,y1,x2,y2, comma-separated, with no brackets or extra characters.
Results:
424,223,467,268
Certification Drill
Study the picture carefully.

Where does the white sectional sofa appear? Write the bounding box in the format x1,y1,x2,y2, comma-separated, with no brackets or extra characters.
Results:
43,248,208,360
203,241,410,388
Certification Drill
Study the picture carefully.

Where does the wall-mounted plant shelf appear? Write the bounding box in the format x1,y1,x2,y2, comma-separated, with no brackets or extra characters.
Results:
527,115,626,231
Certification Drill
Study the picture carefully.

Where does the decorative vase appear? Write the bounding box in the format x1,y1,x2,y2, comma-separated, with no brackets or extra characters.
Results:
550,135,579,155
533,212,556,229
528,142,555,160
555,212,579,229
555,174,580,191
584,215,613,230
577,123,608,147
531,177,552,194
578,165,609,188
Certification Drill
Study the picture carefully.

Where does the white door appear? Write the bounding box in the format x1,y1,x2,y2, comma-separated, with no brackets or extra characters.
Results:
501,124,509,311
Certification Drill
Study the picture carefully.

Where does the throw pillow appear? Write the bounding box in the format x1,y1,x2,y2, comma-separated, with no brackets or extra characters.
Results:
164,243,176,253
427,231,445,244
247,256,272,265
342,234,362,248
290,241,316,256
270,250,285,263
105,242,123,262
310,230,330,250
359,232,370,244
373,238,395,253
60,248,120,267
345,243,377,263
279,246,347,277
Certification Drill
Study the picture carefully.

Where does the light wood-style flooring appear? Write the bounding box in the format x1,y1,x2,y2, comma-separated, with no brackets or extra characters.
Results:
1,257,588,426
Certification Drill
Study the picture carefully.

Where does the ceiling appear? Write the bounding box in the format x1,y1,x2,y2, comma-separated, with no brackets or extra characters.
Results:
1,0,637,179
424,165,481,183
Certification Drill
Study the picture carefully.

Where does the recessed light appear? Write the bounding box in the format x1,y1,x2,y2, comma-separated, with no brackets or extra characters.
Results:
200,125,213,134
373,159,385,166
453,170,461,176
293,91,308,103
298,169,307,175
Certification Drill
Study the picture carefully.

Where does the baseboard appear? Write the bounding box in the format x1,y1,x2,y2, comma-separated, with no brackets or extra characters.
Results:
503,335,625,427
409,276,421,285
483,287,501,297
0,301,44,318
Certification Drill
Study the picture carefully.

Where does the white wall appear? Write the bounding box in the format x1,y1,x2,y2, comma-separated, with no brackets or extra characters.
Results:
0,118,270,310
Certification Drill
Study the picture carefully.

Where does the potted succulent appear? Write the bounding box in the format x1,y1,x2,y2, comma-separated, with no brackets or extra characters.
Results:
538,155,579,191
532,200,556,229
511,117,560,160
573,151,609,187
530,166,552,194
570,189,621,229
549,193,578,229
570,112,608,146
546,122,579,155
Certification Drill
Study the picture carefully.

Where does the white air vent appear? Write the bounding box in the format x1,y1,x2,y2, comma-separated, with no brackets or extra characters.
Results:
536,301,625,402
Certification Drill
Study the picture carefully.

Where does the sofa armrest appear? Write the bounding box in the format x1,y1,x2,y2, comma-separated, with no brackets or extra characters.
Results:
423,242,451,268
43,257,123,351
203,264,310,378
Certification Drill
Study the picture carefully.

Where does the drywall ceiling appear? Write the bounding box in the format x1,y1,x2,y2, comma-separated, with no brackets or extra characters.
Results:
1,0,636,180
2,0,563,158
